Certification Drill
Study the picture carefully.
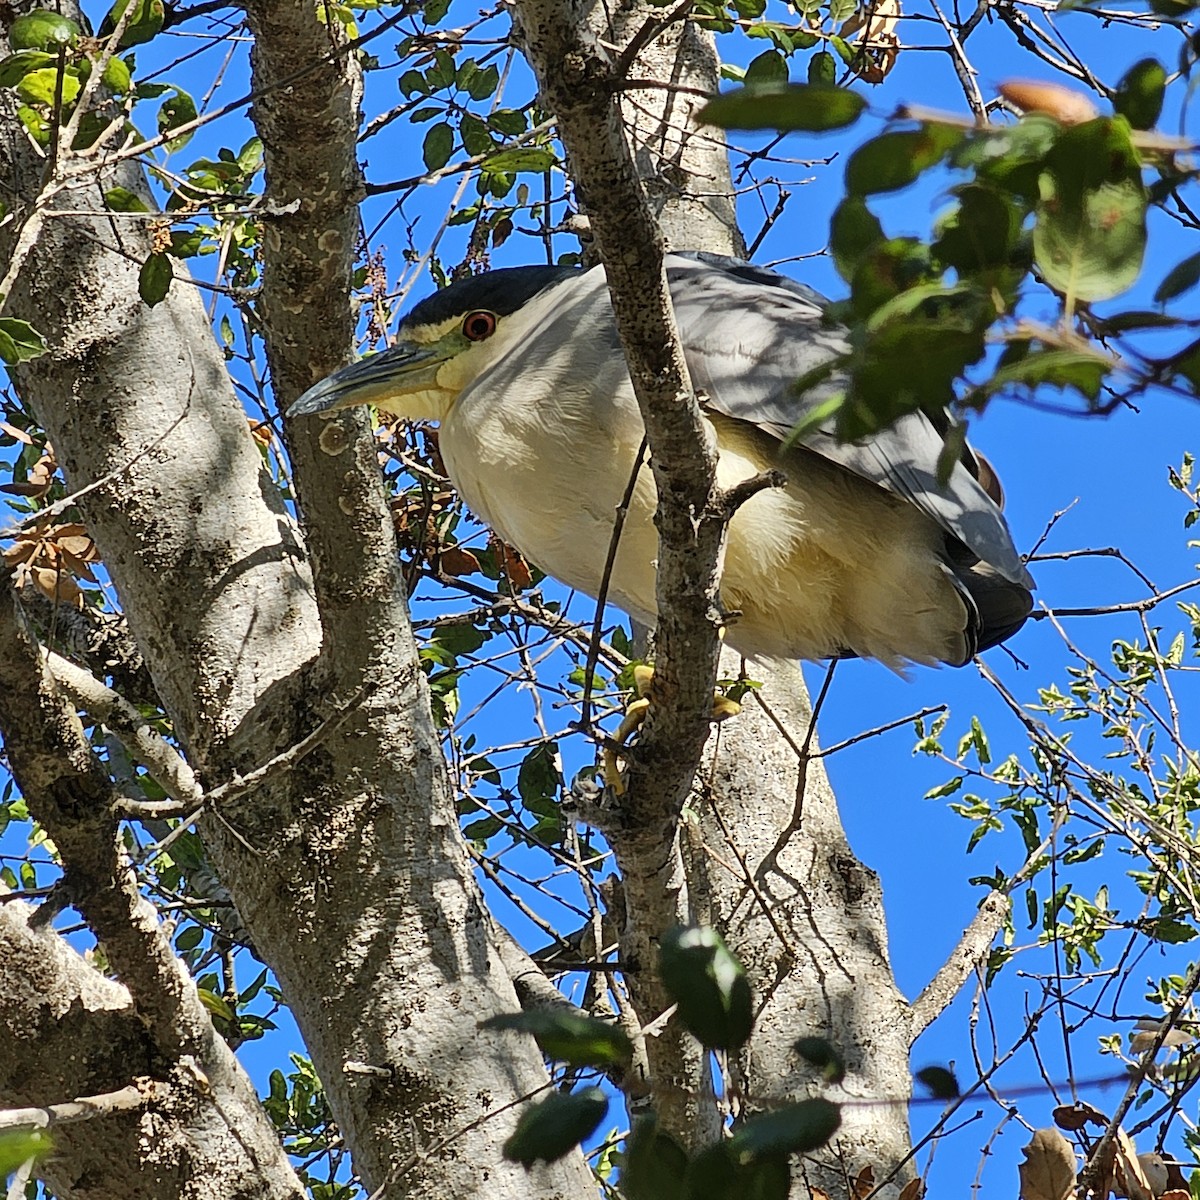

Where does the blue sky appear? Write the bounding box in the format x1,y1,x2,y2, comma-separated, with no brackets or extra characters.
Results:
4,1,1200,1195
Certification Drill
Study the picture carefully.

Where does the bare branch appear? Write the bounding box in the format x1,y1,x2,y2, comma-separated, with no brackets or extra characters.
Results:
0,1083,151,1132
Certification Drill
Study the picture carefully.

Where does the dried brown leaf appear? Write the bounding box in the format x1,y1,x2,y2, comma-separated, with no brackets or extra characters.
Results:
440,546,482,577
852,1165,876,1200
57,535,98,560
840,0,902,84
60,550,99,583
31,565,82,607
1130,1020,1195,1053
1019,1127,1077,1200
1053,1102,1108,1131
2,538,36,564
1113,1132,1155,1200
1137,1152,1169,1198
999,80,1099,125
898,1178,925,1200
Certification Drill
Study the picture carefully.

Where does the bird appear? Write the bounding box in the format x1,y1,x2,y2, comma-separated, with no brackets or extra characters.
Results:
288,253,1034,669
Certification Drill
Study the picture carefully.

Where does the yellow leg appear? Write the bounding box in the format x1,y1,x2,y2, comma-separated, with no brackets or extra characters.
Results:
601,664,742,794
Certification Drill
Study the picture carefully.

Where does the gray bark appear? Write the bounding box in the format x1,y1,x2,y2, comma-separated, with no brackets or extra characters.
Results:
0,2,589,1197
0,0,954,1196
516,2,916,1188
0,581,305,1200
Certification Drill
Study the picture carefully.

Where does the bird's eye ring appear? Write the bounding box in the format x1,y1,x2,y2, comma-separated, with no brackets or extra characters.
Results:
462,310,497,342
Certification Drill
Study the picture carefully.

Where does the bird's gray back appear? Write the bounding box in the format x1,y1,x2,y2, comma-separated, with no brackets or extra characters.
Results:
662,255,1031,587
464,254,1030,589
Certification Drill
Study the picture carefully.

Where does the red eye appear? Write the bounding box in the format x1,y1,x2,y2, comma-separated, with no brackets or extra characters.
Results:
462,310,497,341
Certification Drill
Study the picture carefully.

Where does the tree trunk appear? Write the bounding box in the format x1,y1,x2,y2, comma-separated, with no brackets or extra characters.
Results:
0,0,922,1195
0,3,590,1197
515,1,915,1188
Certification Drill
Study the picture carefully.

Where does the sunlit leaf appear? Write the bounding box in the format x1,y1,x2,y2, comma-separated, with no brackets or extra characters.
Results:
157,87,197,152
1114,58,1166,130
0,1129,52,1175
1033,117,1146,303
0,318,46,365
8,10,79,51
101,0,165,48
846,124,963,195
701,83,866,132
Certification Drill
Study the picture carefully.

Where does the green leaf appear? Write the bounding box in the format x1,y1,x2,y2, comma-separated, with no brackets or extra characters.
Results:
0,1128,52,1175
482,1010,633,1069
138,252,172,307
9,10,80,51
175,923,203,951
104,186,149,213
0,318,46,364
1114,58,1166,130
517,742,560,813
977,348,1110,404
744,49,788,87
1033,117,1146,303
0,51,56,89
484,146,556,173
846,124,963,195
933,183,1025,277
916,1065,960,1099
460,60,499,100
157,87,197,151
101,54,133,94
1152,916,1198,944
829,196,883,283
398,68,425,97
422,121,454,171
700,83,866,132
1154,251,1200,304
925,775,965,800
502,1088,608,1166
102,0,165,48
459,112,493,156
16,66,80,107
489,108,527,136
236,136,264,175
794,1036,845,1083
429,620,486,658
727,1098,842,1164
847,236,933,318
659,925,754,1051
807,50,836,86
1168,338,1200,394
684,1143,789,1200
621,1119,689,1200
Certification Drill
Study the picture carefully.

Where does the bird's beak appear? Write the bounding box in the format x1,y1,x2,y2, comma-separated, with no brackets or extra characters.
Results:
287,339,449,418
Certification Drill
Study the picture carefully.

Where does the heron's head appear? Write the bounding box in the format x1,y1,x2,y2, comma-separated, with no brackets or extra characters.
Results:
287,265,577,423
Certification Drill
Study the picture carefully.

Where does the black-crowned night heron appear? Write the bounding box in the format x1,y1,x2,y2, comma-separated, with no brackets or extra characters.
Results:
289,253,1034,668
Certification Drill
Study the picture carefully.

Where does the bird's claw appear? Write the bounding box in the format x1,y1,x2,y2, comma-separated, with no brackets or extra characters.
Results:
601,664,742,795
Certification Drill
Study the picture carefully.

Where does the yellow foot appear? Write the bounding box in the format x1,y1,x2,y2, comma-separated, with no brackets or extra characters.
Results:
601,665,743,795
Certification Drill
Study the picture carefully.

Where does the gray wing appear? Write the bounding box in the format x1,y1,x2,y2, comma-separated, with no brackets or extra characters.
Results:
664,253,1034,588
